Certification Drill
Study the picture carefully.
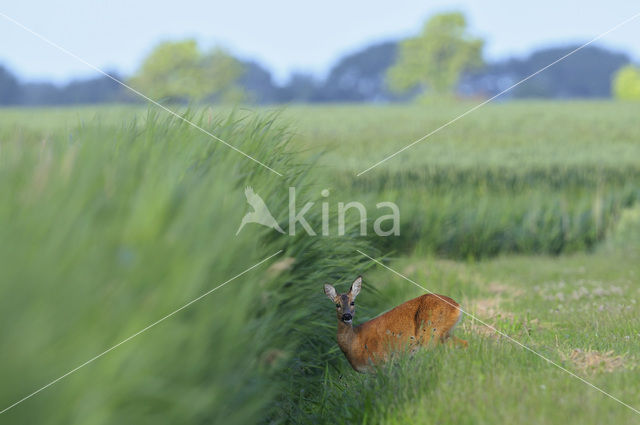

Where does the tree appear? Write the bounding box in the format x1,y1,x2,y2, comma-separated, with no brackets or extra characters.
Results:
200,48,245,103
462,45,629,99
612,65,640,100
321,41,400,102
275,73,320,103
130,40,244,102
237,60,278,104
387,12,483,97
62,72,127,104
0,65,21,105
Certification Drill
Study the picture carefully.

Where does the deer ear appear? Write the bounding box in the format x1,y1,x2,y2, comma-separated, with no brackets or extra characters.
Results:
323,284,337,301
349,276,362,298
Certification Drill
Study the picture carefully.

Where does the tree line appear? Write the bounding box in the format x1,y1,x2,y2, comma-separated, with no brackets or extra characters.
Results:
1,12,639,106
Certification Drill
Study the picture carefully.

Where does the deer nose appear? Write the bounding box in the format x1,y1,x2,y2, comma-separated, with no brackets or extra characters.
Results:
342,313,352,321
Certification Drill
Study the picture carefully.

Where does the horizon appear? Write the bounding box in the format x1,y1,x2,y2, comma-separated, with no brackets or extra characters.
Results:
1,1,639,85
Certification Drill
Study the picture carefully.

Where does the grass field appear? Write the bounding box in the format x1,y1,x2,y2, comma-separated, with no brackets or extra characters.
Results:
0,102,639,424
293,208,640,423
286,102,640,258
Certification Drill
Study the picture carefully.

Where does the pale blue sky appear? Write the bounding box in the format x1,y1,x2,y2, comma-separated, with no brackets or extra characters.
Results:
0,1,639,84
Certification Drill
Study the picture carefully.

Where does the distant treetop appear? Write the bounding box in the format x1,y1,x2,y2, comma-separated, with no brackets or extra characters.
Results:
387,12,484,99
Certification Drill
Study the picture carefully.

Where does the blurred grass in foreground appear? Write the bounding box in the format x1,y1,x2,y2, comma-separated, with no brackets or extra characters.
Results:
0,109,370,424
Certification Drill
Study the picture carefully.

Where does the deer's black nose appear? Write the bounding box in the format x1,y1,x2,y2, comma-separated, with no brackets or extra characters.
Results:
342,313,352,321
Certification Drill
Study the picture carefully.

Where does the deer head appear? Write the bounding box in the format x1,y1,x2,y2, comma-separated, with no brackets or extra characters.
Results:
323,276,362,325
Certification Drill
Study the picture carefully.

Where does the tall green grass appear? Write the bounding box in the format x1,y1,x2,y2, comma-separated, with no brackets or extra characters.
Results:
5,102,639,258
2,102,639,424
283,102,640,258
344,172,638,258
0,109,373,424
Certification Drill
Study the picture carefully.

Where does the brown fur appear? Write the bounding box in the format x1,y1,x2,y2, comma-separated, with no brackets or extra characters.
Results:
325,277,467,373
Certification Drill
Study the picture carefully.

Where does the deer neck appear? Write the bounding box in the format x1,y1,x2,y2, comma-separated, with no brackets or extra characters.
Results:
336,320,358,355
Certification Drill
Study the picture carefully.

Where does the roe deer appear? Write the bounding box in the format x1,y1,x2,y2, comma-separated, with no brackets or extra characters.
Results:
324,276,467,372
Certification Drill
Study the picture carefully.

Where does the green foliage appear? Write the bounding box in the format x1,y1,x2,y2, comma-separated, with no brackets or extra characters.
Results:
387,12,484,96
282,101,640,258
200,48,246,103
130,40,245,102
0,109,371,424
1,101,639,424
612,65,640,100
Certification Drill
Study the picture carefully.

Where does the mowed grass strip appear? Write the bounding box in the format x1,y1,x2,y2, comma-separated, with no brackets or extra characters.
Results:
294,209,640,424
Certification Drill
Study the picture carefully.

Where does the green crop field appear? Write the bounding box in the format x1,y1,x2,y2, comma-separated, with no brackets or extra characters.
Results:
0,102,639,425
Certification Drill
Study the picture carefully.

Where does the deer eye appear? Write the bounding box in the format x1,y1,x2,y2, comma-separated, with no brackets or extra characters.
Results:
350,302,355,306
335,304,340,308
